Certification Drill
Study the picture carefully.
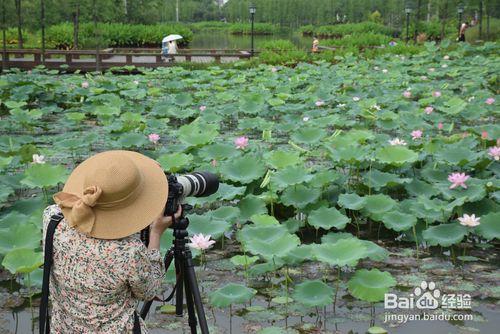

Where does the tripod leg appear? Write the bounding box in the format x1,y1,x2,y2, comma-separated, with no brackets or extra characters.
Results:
184,270,198,334
184,252,209,334
175,256,184,317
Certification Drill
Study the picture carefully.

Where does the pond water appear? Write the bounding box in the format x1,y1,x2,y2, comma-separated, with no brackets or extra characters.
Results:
1,243,498,334
188,29,312,50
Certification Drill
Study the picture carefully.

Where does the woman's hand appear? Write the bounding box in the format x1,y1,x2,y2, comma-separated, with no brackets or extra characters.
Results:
150,205,183,235
148,205,182,251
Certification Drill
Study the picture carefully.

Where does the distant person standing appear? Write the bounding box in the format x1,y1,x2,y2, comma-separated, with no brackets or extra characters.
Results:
312,36,319,53
458,22,469,42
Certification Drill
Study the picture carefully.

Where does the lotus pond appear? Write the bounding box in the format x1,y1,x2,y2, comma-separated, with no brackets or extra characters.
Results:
0,41,499,334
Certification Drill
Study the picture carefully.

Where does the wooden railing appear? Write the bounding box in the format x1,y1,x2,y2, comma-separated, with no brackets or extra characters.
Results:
0,49,252,71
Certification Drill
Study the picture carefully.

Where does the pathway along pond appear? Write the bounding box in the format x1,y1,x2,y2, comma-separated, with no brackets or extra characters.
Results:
1,240,498,334
188,29,312,50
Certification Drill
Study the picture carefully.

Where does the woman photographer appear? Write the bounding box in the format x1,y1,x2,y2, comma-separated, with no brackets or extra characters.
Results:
42,150,181,333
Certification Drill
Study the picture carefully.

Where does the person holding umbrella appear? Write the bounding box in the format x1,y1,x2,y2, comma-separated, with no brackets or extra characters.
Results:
162,34,183,62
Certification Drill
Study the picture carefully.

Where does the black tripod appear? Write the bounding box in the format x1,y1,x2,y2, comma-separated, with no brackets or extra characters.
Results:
140,210,209,334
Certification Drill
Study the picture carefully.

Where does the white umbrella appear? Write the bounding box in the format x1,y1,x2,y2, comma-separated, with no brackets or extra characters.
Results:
162,34,183,43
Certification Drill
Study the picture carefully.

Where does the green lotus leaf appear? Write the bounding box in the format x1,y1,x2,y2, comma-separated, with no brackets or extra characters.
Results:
405,179,440,198
117,133,148,148
186,183,245,206
238,195,267,220
442,97,467,115
209,283,257,307
178,121,218,147
359,240,389,261
280,185,319,209
381,212,417,232
422,223,467,247
338,193,366,210
291,127,326,144
347,269,396,302
2,248,43,274
363,170,411,190
282,244,314,264
313,238,366,266
0,212,27,230
220,155,266,184
248,260,284,277
250,214,279,225
187,214,230,239
435,146,479,166
475,212,500,240
0,186,14,204
438,182,486,202
327,146,370,163
321,232,355,244
239,93,265,114
264,151,302,169
174,93,193,106
376,146,418,165
309,170,342,188
268,98,285,107
238,224,288,245
271,166,313,189
198,143,240,161
292,280,334,307
245,233,300,260
21,164,68,189
0,156,13,169
157,152,193,173
92,105,121,117
210,206,240,222
308,206,350,230
0,223,41,255
230,255,259,267
364,194,397,214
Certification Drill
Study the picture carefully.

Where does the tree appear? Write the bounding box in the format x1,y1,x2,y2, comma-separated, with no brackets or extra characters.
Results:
15,0,23,48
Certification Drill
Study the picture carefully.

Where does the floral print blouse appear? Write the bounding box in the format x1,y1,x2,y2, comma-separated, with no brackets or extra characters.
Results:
42,204,164,334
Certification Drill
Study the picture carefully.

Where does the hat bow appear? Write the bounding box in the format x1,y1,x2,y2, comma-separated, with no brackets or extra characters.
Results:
53,185,102,234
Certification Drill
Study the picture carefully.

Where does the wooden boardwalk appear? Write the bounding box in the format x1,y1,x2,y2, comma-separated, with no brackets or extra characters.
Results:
0,48,252,71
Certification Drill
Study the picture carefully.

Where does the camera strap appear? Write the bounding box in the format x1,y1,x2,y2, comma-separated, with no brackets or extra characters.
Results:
40,213,142,334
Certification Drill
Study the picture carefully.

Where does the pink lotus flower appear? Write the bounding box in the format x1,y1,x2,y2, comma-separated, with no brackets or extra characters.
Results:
488,146,500,161
234,136,249,149
458,214,480,227
481,131,488,140
199,105,207,112
432,91,441,98
352,96,360,102
32,154,46,164
81,81,89,89
448,172,470,189
403,91,412,98
425,106,434,114
148,133,160,144
411,130,423,140
438,123,443,130
388,138,407,146
485,98,495,105
187,233,216,250
211,159,218,167
315,100,325,107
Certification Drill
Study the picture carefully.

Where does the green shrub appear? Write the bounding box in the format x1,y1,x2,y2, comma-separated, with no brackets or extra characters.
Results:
307,22,395,38
298,25,315,36
258,50,308,65
465,18,500,42
323,33,392,48
190,21,230,31
229,23,277,35
45,22,193,49
259,40,296,51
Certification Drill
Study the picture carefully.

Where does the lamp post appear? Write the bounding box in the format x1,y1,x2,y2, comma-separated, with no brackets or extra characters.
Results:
405,7,412,44
457,4,464,33
1,0,6,73
249,4,256,57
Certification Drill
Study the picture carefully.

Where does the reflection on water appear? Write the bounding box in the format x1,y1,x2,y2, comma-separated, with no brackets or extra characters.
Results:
189,29,312,50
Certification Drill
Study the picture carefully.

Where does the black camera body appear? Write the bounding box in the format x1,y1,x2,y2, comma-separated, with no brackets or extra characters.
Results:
164,172,219,216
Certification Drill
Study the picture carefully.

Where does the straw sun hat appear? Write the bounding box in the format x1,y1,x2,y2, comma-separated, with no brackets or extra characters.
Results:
53,150,168,240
